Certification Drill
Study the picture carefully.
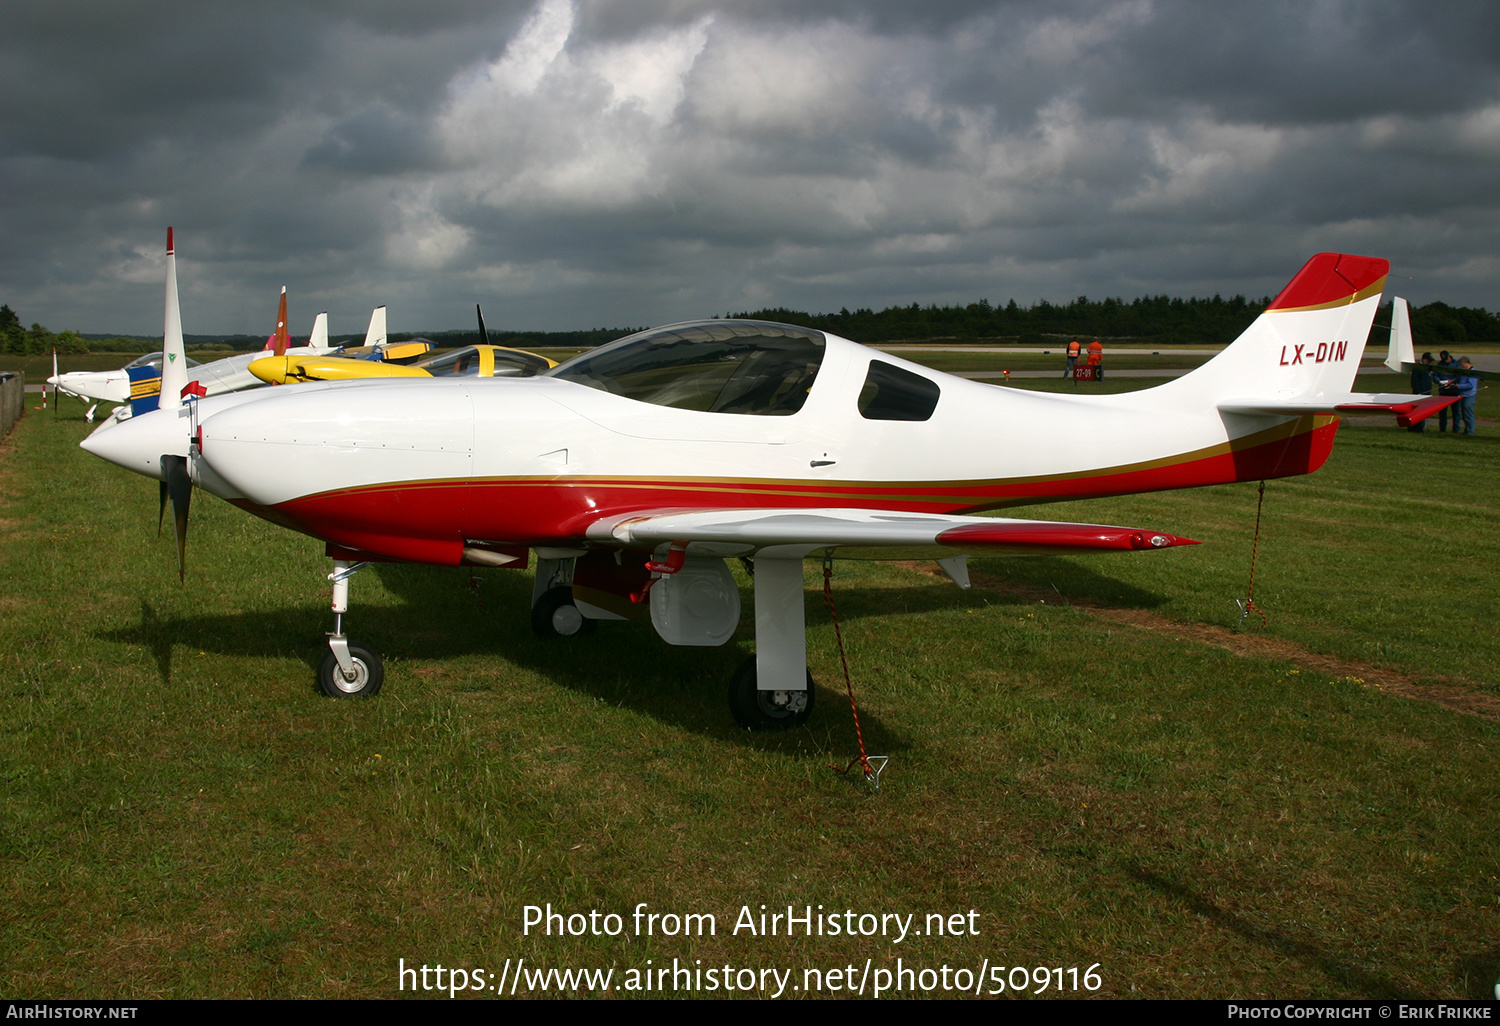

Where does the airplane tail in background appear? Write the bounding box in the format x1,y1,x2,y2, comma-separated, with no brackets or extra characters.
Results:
309,312,329,352
273,287,290,357
1385,296,1414,371
364,306,387,349
1155,252,1388,410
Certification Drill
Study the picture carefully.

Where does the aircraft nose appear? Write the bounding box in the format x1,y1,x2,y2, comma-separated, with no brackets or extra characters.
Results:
78,405,191,480
193,380,476,510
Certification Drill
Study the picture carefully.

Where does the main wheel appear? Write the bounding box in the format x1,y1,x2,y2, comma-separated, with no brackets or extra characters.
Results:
531,586,597,639
318,640,385,698
728,655,815,730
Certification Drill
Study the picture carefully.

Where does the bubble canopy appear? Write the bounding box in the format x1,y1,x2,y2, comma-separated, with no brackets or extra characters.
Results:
547,320,826,416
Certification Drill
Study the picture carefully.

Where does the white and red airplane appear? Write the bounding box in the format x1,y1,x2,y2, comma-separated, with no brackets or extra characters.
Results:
81,245,1438,728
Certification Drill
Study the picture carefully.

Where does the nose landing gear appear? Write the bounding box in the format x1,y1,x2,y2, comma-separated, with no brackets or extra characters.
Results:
319,560,384,697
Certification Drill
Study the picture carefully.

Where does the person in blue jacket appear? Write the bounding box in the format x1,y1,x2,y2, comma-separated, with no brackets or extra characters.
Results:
1448,357,1480,435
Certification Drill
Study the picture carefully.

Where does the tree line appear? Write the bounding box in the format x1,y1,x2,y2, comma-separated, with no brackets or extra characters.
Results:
5,295,1498,356
729,296,1500,347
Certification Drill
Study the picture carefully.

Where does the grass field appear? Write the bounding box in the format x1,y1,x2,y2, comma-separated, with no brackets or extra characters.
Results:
0,394,1496,1000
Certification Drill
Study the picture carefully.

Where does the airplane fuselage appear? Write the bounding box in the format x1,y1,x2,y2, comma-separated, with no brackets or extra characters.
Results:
175,331,1340,566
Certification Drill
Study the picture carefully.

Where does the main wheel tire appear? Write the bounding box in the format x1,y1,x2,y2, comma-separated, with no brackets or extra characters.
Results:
318,640,384,698
728,655,815,730
531,586,597,639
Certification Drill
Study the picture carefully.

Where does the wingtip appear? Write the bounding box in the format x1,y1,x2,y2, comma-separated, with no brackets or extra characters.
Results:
166,226,174,255
1131,531,1199,550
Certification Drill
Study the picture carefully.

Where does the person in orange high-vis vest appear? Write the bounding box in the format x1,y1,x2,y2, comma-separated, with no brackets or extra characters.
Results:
1087,339,1103,381
1065,339,1081,379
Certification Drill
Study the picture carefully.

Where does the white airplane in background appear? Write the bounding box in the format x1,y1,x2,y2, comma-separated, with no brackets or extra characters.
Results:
49,351,204,420
82,248,1440,730
1384,295,1494,387
47,229,393,420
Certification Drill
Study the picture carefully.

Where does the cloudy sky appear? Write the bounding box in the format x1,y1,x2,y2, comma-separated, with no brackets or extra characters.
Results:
2,0,1498,337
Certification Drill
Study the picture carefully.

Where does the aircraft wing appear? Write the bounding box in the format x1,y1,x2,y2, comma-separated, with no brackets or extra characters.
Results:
1219,392,1460,427
586,508,1198,560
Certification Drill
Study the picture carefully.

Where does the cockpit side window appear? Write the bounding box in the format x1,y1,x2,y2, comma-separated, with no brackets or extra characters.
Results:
549,321,825,415
857,360,940,421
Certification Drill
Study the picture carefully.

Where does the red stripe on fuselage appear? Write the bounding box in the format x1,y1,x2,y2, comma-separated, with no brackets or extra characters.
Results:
253,417,1339,564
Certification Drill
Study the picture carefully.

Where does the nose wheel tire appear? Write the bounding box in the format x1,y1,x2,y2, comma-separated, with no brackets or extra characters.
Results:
318,640,384,697
728,655,815,730
531,586,597,639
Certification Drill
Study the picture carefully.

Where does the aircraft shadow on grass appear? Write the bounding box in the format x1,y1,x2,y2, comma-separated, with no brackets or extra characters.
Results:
106,555,1163,755
1127,864,1424,999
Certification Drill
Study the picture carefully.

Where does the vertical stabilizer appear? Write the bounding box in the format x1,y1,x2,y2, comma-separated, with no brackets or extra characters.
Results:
273,286,290,357
308,312,329,351
1385,297,1414,372
159,227,187,410
364,306,387,348
1154,252,1388,406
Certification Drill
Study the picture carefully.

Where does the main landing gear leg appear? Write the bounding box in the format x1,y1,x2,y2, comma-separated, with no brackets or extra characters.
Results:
318,559,384,697
729,556,815,730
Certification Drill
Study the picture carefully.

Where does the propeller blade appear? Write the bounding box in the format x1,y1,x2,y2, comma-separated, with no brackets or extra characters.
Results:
161,454,192,582
159,227,187,411
477,304,491,347
158,479,169,536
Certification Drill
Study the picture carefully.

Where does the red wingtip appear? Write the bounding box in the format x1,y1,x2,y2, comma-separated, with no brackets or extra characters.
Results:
167,226,174,255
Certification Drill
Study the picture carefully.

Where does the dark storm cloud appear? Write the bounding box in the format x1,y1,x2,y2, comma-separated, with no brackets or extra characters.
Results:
1,0,1497,336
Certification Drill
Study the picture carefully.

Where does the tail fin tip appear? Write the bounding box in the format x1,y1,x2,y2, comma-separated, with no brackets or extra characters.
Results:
1266,252,1389,312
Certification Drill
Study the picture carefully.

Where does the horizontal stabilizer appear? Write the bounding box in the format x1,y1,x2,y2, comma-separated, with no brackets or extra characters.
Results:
1220,392,1460,427
590,508,1197,559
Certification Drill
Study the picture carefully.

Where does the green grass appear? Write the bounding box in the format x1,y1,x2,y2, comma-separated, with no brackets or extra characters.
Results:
0,403,1496,1000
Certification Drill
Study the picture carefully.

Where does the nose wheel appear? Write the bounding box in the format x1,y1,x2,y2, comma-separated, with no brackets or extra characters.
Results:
319,639,384,697
320,560,384,698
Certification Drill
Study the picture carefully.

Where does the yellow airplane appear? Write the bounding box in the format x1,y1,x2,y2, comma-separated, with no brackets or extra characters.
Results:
249,306,555,383
249,343,555,383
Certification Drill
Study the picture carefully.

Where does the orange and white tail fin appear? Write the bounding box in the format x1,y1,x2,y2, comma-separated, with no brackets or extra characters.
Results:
272,287,290,357
159,227,187,410
1152,253,1388,411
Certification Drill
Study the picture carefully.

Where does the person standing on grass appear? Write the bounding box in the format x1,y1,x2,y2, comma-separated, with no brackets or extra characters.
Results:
1065,338,1080,379
1451,357,1479,435
1087,339,1103,382
1436,350,1459,432
1409,352,1435,433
